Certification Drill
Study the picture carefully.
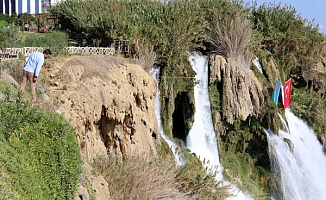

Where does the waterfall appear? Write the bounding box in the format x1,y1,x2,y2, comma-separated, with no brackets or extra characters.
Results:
267,109,326,200
150,65,185,166
185,52,222,176
186,52,253,200
252,57,263,74
151,52,326,199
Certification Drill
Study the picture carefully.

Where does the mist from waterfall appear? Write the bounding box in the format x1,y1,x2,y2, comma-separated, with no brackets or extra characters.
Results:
267,109,326,200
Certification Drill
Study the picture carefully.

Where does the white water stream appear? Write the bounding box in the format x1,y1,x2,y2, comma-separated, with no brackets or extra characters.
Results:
151,51,326,199
185,52,253,200
185,52,222,177
267,109,326,200
150,66,185,166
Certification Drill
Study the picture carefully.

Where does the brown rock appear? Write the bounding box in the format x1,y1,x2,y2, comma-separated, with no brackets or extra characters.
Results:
45,55,160,199
209,54,265,124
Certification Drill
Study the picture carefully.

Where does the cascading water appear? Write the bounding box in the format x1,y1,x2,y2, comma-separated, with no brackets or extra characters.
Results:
186,52,253,200
150,66,185,166
267,109,326,200
185,52,222,177
151,51,326,200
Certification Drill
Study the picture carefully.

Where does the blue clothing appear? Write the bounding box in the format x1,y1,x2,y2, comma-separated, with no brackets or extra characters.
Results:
24,52,44,77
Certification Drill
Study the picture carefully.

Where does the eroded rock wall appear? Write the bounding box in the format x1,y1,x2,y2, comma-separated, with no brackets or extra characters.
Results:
43,55,160,200
46,55,160,161
209,54,265,124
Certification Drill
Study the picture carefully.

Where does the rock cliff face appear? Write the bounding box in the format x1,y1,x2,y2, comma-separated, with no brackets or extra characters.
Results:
43,53,277,199
46,55,159,160
209,55,265,124
44,55,160,199
46,54,267,161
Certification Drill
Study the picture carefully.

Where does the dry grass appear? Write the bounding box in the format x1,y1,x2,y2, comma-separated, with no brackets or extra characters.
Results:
93,153,196,200
0,60,24,102
206,12,252,69
0,59,24,82
60,55,136,81
132,38,157,72
45,55,117,85
0,59,59,107
0,171,19,199
92,152,232,200
0,69,19,88
320,41,326,74
176,157,231,200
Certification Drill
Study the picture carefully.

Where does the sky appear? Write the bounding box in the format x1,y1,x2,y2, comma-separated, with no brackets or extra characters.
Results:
243,0,326,35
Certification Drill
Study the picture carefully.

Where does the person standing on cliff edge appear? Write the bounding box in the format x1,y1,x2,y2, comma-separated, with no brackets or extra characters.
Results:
18,49,52,104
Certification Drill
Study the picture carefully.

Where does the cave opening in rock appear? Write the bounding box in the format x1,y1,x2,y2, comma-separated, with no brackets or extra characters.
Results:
172,92,193,142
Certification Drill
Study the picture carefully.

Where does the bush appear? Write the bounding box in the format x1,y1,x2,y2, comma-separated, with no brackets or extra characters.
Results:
93,153,191,200
176,156,230,199
205,1,252,69
291,88,326,140
92,148,231,200
0,102,82,199
23,32,68,55
250,3,324,73
0,23,21,47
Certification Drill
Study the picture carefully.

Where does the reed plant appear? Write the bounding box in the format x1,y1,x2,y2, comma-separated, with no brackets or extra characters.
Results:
206,11,252,69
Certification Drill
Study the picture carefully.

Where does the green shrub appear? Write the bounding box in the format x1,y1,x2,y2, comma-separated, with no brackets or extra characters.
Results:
249,3,324,73
23,32,68,55
0,102,81,199
291,87,326,140
0,23,21,47
205,1,252,68
176,155,230,199
219,116,271,198
219,151,271,200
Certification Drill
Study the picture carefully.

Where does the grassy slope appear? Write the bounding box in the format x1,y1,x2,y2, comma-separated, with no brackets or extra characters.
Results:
0,101,81,199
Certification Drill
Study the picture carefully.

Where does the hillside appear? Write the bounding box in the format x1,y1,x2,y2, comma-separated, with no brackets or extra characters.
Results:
43,54,163,199
1,0,326,199
0,44,325,199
